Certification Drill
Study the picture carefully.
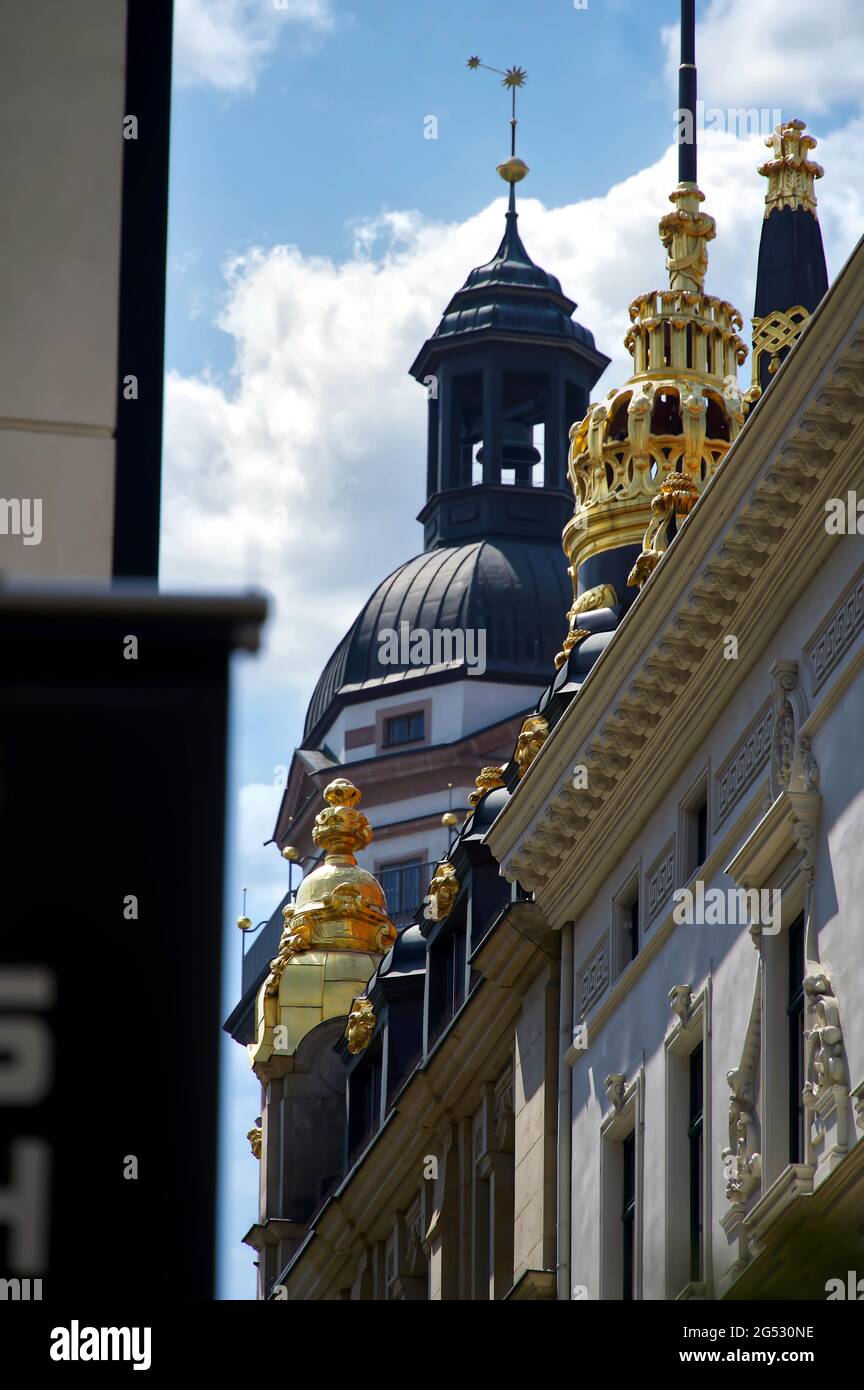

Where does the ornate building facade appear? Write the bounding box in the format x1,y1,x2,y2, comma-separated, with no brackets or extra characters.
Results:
227,8,864,1301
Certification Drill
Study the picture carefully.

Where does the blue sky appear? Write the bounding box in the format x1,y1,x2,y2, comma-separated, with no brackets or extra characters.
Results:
167,0,662,376
161,0,864,1299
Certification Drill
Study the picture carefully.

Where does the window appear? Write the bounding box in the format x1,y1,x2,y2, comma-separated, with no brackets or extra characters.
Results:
601,1075,642,1300
348,1042,383,1162
688,1044,704,1283
664,988,708,1297
626,894,639,964
615,879,640,974
787,914,806,1164
427,912,467,1048
380,859,423,920
383,710,424,747
622,1132,636,1301
695,798,708,870
681,777,709,880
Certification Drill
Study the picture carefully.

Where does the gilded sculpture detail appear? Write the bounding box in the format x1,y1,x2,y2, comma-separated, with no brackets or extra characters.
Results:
554,583,618,667
345,996,377,1054
468,765,506,806
424,861,460,922
515,715,549,778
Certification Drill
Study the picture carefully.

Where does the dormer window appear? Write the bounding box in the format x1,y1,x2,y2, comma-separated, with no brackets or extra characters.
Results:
384,711,425,747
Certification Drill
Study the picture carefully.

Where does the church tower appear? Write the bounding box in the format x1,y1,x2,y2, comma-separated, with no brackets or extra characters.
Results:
411,175,609,553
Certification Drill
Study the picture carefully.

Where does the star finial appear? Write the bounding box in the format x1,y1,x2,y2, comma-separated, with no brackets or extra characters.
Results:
466,56,529,167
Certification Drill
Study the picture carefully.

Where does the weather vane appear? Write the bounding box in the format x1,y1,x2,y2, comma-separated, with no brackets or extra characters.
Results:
467,56,529,184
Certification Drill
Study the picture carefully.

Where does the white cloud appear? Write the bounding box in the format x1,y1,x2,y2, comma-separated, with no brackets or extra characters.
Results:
173,0,335,92
161,121,863,722
662,0,864,112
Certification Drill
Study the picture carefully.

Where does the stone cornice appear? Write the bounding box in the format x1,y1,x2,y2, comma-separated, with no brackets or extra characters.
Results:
485,239,864,929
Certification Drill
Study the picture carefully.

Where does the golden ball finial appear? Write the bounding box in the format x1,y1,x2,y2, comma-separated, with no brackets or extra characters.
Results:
497,157,529,184
282,845,300,862
441,811,458,828
236,915,253,932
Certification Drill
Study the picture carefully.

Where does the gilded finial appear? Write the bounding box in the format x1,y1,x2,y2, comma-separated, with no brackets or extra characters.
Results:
759,119,823,218
259,779,397,1004
250,780,398,1073
247,1124,262,1160
312,778,373,858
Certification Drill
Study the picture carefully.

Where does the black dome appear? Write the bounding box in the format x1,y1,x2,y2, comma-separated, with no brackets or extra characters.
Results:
304,538,570,742
411,202,599,368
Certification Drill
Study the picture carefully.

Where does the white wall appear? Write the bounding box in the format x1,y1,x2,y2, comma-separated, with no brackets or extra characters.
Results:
0,1,127,579
564,531,864,1297
328,678,541,762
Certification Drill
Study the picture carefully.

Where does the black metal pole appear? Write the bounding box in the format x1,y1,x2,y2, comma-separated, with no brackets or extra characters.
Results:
679,0,697,184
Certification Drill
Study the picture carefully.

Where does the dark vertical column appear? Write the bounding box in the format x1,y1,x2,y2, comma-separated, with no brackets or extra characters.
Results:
112,0,174,580
544,369,565,490
439,364,461,490
482,365,503,484
426,394,440,496
679,0,697,185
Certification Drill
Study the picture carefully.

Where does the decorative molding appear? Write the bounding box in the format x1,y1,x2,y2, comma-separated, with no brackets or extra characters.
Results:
714,700,773,828
604,1073,627,1114
769,661,818,802
577,936,609,1016
741,1165,814,1260
805,560,864,693
668,984,692,1025
802,971,851,1169
646,837,675,923
721,962,762,1209
493,1064,515,1150
726,790,821,906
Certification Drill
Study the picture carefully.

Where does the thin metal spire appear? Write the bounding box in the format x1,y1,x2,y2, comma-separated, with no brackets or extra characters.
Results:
679,0,697,184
